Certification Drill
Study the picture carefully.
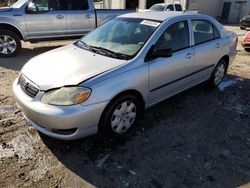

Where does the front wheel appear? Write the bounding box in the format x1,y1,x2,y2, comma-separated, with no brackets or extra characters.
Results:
100,94,140,137
0,30,21,58
240,26,246,30
209,60,227,87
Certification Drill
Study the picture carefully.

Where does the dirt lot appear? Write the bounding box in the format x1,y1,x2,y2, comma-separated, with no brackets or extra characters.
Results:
0,26,250,188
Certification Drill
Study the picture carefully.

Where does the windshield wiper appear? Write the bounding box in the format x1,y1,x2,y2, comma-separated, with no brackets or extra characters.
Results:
75,40,90,49
89,46,131,60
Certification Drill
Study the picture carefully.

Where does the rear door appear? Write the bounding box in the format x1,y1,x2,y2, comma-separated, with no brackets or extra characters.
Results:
148,20,195,104
174,4,182,11
25,0,67,39
190,19,221,83
64,0,95,36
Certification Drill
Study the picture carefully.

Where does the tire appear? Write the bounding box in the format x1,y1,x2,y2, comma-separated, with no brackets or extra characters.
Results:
100,94,141,137
0,30,21,58
209,59,227,87
245,48,250,52
240,26,246,30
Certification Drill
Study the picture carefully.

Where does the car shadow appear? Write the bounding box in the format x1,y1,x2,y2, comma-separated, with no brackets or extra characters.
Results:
41,74,250,187
0,45,63,71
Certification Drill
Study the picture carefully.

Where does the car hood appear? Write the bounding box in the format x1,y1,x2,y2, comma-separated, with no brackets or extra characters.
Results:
0,7,12,12
243,15,250,20
21,44,127,91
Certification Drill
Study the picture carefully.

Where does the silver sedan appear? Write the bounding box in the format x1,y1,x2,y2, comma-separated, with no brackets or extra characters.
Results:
13,11,238,140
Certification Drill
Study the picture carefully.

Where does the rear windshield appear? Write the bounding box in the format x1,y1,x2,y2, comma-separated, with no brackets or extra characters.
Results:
149,4,165,11
11,0,28,8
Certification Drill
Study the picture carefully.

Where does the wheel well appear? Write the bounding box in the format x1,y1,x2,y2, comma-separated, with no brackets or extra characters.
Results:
220,55,229,68
98,89,145,131
0,24,23,40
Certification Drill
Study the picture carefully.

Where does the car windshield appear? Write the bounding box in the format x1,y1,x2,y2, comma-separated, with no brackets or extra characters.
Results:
78,18,161,60
149,4,165,11
11,0,28,8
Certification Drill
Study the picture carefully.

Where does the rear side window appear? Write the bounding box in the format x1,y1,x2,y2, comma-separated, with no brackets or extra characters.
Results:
64,0,89,10
192,20,220,45
175,4,182,11
166,5,174,11
155,20,190,52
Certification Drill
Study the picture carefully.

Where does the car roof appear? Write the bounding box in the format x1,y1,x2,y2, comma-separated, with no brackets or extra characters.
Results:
119,11,198,22
152,3,181,6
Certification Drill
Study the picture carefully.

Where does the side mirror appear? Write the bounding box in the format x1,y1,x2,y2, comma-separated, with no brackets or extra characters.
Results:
27,2,37,13
147,48,173,60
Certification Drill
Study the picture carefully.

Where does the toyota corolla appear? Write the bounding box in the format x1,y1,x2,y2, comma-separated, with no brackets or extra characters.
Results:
13,11,237,140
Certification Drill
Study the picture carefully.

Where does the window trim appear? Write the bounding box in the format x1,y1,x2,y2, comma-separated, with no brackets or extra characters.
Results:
191,19,221,46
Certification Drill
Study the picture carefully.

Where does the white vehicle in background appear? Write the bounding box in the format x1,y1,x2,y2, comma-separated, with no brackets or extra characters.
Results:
149,3,183,12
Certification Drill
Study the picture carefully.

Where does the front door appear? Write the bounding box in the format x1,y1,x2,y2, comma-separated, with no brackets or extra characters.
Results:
64,0,95,36
149,20,195,105
25,0,67,39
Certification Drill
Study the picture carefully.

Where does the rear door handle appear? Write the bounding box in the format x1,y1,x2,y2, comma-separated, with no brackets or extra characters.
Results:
186,52,193,59
56,15,64,20
216,43,221,48
85,14,92,19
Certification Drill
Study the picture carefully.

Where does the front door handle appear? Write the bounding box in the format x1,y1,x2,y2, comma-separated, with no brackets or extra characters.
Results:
186,52,193,59
57,15,64,20
85,14,92,19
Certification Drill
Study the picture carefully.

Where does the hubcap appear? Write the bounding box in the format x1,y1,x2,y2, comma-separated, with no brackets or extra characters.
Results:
214,64,225,85
111,101,137,134
0,35,17,55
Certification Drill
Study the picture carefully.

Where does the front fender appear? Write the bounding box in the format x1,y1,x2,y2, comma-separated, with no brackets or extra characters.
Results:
82,64,149,108
0,17,26,40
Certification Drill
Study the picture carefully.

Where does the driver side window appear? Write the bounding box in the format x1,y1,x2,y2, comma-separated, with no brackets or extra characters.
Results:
155,20,190,52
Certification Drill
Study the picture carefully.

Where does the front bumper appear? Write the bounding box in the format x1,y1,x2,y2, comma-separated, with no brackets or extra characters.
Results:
241,20,250,27
241,41,250,49
13,78,109,140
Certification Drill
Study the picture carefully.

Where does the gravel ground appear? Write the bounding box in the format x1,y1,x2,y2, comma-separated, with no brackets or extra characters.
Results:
0,26,249,188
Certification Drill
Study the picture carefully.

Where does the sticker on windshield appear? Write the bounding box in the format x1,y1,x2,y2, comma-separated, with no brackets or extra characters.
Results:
140,20,160,27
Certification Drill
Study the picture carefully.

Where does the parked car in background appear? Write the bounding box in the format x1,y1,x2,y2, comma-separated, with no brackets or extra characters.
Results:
0,0,8,7
149,3,183,12
240,15,250,30
241,31,250,52
13,11,237,140
0,0,133,57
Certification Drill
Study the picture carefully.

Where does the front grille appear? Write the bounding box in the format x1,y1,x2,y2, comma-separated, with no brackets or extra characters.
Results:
19,75,39,98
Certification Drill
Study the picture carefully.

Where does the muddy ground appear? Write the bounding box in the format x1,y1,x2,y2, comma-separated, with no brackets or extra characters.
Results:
0,26,250,188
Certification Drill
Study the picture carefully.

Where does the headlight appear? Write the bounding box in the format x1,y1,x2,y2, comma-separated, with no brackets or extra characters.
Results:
41,87,91,106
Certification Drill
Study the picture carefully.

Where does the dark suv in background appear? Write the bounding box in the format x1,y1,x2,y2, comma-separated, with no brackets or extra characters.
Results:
240,15,250,30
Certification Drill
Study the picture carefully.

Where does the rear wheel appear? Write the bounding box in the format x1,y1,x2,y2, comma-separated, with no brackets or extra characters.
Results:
100,94,141,137
209,59,227,87
0,30,21,58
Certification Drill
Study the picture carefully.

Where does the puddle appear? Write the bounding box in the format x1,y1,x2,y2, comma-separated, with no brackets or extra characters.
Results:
218,78,244,91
